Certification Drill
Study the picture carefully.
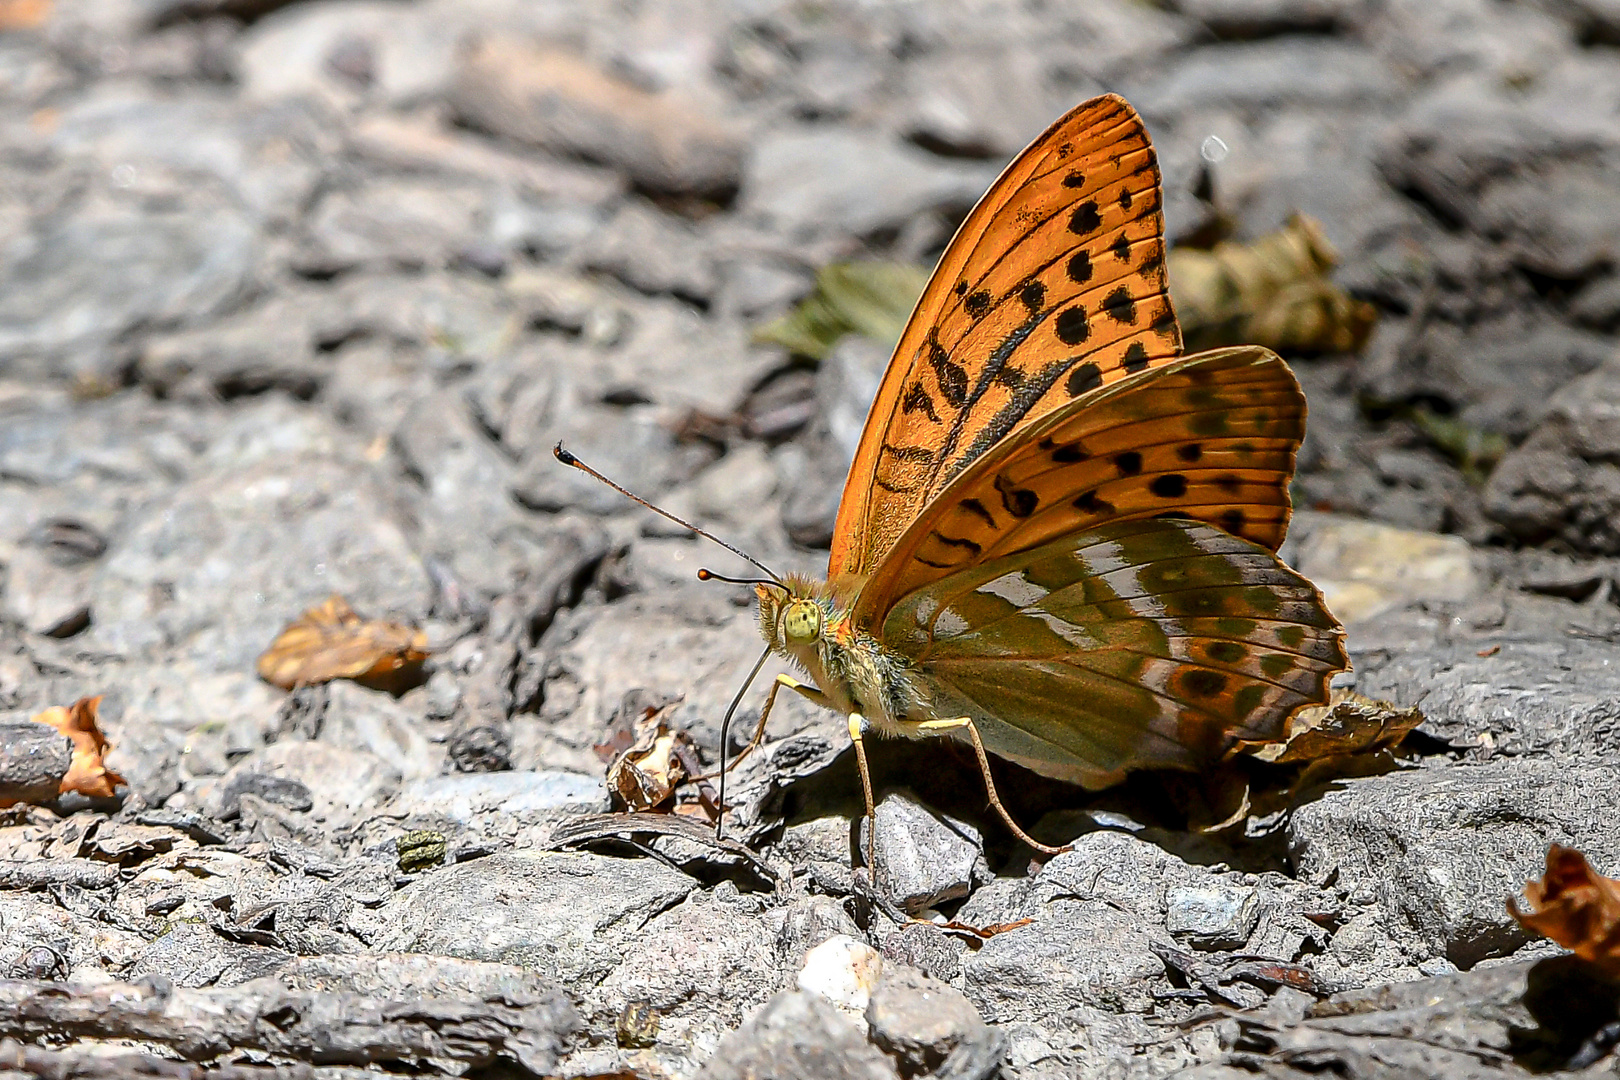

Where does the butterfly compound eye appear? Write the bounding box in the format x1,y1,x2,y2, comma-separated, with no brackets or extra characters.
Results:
781,601,823,645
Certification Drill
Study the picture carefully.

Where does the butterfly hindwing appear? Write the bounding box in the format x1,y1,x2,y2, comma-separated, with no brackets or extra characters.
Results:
829,94,1182,582
851,346,1306,627
879,517,1346,787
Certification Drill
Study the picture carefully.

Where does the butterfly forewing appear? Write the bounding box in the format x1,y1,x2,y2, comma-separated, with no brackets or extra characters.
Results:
879,518,1347,787
830,94,1182,581
851,346,1306,626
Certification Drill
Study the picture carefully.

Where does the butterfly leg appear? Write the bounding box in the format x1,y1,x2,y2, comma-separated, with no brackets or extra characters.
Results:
905,716,1071,857
698,674,830,781
847,713,878,872
740,675,830,765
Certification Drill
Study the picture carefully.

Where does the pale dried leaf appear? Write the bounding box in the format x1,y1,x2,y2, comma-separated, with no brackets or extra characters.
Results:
256,595,428,691
1169,214,1377,353
606,712,687,811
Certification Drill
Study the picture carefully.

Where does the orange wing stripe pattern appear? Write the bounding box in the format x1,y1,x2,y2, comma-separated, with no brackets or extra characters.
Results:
829,94,1182,581
852,348,1306,629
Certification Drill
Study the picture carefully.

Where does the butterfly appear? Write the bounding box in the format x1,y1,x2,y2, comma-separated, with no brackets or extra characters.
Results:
560,93,1347,863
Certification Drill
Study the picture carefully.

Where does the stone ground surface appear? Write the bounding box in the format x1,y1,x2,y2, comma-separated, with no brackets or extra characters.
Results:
3,0,1620,1077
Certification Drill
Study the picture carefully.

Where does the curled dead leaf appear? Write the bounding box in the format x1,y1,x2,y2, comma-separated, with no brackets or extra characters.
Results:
1253,689,1424,765
1197,691,1424,829
32,696,125,800
605,704,718,818
256,595,428,692
1169,215,1377,354
607,713,686,812
1511,845,1620,978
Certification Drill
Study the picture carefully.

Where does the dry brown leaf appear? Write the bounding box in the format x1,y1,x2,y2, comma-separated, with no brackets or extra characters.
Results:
256,595,428,692
606,712,687,812
934,917,1034,940
1252,689,1424,765
1510,845,1620,977
0,0,51,30
32,696,125,800
1169,215,1378,354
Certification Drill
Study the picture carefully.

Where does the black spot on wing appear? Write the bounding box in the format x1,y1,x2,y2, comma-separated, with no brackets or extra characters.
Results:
1177,443,1203,463
1055,306,1089,346
928,334,968,407
965,290,992,319
1051,443,1088,463
1181,669,1229,699
1110,233,1132,262
1150,474,1188,498
1019,281,1046,312
1062,169,1086,188
1069,201,1101,236
994,474,1039,517
1067,251,1092,285
1074,489,1115,515
1114,451,1142,475
1102,286,1137,325
930,531,982,556
1120,186,1134,210
1066,361,1101,397
959,498,997,530
1122,342,1150,373
883,443,936,463
1221,508,1247,534
1151,305,1178,339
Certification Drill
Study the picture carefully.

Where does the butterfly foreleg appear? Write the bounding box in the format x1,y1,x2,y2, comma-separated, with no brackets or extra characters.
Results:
699,674,831,782
904,716,1071,857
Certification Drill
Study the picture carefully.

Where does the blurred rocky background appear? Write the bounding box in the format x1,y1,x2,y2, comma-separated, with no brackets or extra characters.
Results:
3,0,1620,1077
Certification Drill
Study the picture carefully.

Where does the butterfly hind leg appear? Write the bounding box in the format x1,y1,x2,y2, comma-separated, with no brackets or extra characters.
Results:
904,717,1071,857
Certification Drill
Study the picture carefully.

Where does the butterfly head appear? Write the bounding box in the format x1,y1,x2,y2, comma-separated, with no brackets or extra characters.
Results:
781,598,824,645
755,576,831,653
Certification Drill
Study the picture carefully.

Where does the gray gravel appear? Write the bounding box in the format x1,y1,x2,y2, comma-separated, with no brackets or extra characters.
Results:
2,0,1619,1077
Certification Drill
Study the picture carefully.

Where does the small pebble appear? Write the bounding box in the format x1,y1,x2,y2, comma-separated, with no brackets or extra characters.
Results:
796,934,883,1025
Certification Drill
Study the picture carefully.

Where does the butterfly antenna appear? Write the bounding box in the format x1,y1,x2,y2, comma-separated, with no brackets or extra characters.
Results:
716,644,772,841
553,443,781,582
697,568,784,590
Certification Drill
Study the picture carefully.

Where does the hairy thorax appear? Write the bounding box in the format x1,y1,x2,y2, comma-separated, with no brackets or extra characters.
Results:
754,576,921,738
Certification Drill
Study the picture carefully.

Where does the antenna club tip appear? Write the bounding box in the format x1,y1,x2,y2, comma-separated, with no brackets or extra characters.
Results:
696,568,714,581
552,442,578,466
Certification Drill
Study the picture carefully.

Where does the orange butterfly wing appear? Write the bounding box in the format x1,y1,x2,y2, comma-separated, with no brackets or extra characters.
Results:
851,346,1307,630
828,94,1181,582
